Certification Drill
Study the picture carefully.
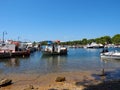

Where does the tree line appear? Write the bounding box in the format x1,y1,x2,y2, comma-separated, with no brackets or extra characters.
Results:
61,34,120,45
40,34,120,45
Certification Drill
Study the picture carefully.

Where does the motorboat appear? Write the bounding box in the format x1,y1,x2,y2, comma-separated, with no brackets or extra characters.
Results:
41,41,67,56
100,50,120,59
42,46,67,55
84,42,104,49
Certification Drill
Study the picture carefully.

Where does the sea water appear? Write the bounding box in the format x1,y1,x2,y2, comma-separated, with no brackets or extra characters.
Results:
1,48,120,76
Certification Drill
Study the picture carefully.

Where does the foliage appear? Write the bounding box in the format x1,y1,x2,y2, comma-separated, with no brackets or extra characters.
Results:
112,34,120,44
40,34,120,45
40,41,48,45
81,38,88,45
32,41,36,46
95,36,112,45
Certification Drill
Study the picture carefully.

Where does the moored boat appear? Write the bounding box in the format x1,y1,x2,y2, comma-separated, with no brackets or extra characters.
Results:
84,42,104,49
42,47,67,55
100,51,120,59
11,50,30,57
0,42,30,58
0,52,11,59
42,41,67,56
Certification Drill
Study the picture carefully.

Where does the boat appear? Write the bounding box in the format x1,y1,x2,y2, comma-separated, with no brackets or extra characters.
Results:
42,41,67,56
84,42,104,49
42,47,67,55
100,50,120,59
0,52,11,59
11,50,30,57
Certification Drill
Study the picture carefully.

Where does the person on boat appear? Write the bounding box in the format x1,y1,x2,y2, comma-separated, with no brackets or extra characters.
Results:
52,44,55,52
45,45,48,51
57,45,61,53
101,48,108,53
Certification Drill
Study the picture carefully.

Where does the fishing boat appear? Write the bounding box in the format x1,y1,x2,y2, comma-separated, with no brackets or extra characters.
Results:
0,42,31,58
42,47,67,55
0,52,11,59
100,50,120,59
11,50,30,57
42,41,67,56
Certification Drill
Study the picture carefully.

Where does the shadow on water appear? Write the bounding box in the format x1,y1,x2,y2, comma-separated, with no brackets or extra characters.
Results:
79,58,120,90
92,58,120,81
85,68,120,90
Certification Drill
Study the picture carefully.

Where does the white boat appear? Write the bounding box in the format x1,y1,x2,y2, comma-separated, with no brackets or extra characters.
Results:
84,42,104,49
42,46,67,55
42,41,67,56
100,51,120,59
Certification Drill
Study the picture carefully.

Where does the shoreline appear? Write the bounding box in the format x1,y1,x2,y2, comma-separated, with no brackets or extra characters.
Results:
1,70,120,90
0,71,100,90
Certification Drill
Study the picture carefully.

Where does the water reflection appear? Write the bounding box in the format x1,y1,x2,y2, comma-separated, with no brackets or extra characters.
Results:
1,48,120,75
0,57,29,67
101,58,120,64
41,55,68,73
84,48,100,52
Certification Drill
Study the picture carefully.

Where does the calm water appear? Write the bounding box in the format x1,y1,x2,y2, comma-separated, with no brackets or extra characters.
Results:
1,48,120,75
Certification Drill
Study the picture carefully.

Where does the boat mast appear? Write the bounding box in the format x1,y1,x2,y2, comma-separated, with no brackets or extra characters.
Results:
2,31,7,43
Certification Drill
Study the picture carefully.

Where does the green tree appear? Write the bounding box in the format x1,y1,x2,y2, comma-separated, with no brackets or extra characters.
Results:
102,36,112,44
95,36,111,44
87,39,95,44
32,41,36,46
112,34,120,44
95,38,101,44
81,38,87,45
40,41,47,45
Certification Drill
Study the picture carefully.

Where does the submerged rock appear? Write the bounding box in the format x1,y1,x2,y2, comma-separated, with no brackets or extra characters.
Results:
48,89,58,90
0,78,12,86
55,77,66,82
24,84,38,90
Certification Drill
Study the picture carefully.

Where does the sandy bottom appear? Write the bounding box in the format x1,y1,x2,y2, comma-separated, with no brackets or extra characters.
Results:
0,71,101,90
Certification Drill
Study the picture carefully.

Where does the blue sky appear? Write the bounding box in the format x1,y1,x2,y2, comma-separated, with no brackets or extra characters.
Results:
0,0,120,42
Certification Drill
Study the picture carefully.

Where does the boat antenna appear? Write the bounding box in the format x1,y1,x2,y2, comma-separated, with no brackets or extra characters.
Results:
3,31,7,43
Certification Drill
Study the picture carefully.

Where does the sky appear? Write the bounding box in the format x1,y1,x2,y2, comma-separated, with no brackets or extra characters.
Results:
0,0,120,42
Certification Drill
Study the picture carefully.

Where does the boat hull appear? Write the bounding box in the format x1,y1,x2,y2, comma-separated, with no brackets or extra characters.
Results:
11,51,30,57
100,52,120,60
101,55,120,59
0,53,11,59
42,51,67,56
